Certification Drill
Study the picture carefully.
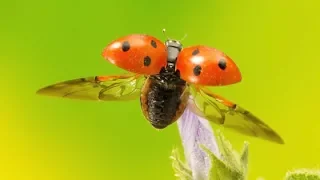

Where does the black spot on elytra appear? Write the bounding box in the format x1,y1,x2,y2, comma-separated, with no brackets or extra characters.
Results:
193,65,202,76
218,59,227,70
192,48,200,56
121,41,130,52
151,40,157,48
144,56,151,66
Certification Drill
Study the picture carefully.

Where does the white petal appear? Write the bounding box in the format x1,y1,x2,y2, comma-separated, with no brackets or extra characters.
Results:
177,103,221,180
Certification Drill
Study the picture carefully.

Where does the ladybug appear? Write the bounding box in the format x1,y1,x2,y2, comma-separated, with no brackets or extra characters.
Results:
36,29,284,144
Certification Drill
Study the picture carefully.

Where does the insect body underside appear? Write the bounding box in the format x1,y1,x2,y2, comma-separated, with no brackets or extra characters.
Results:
140,72,189,129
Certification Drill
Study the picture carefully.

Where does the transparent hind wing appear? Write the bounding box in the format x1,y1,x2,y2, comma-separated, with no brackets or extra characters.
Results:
36,74,146,101
189,85,284,144
188,85,226,125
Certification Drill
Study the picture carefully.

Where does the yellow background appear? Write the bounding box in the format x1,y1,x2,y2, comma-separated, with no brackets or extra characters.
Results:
1,0,320,179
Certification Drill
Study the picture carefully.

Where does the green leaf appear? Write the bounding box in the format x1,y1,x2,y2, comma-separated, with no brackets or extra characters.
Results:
201,145,245,180
170,148,193,180
171,130,250,180
285,169,320,180
215,130,242,171
200,131,249,180
240,142,249,175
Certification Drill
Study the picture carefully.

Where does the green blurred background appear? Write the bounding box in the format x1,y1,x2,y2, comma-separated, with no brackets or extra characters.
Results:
1,0,320,179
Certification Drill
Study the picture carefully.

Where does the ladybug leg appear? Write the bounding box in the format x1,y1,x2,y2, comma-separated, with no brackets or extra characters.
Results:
179,85,190,99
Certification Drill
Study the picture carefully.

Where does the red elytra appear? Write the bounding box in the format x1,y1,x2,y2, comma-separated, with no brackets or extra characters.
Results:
176,45,242,86
102,34,241,86
102,34,167,75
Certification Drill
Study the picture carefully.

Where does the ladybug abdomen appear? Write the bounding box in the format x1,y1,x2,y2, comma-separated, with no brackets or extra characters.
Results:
140,72,188,129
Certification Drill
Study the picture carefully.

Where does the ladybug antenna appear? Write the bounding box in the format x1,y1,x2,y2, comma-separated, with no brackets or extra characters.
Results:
179,33,188,42
162,28,171,40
